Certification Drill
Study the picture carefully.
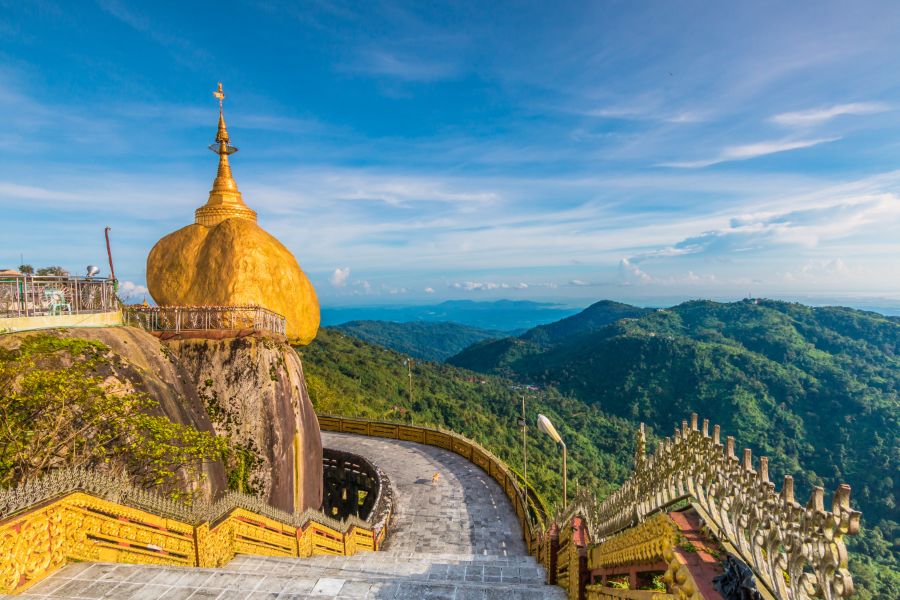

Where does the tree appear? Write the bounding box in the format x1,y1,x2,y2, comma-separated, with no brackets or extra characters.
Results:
0,334,226,500
17,264,33,275
35,266,69,276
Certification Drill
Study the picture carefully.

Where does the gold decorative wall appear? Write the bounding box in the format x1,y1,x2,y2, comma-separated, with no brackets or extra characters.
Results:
0,471,385,595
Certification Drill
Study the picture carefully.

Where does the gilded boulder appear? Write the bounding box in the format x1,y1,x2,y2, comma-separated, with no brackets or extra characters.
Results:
145,84,320,345
146,218,320,345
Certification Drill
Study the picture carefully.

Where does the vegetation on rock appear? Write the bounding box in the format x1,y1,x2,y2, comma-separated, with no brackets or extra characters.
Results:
0,334,226,501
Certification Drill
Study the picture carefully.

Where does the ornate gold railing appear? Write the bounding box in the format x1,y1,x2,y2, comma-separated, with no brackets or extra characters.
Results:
0,466,388,595
585,513,704,600
531,414,862,600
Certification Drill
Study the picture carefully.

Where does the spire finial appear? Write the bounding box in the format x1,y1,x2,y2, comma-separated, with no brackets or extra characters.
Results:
214,82,225,111
194,82,257,226
211,82,233,151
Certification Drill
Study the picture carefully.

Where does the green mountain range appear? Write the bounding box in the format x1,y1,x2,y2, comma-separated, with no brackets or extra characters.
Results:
334,320,503,362
302,298,899,598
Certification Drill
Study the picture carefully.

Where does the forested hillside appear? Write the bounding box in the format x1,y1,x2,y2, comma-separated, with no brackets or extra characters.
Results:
298,328,639,506
448,298,899,598
299,310,897,597
335,320,502,362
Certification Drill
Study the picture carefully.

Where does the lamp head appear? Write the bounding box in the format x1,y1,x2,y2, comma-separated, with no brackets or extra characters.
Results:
537,414,563,444
86,265,100,277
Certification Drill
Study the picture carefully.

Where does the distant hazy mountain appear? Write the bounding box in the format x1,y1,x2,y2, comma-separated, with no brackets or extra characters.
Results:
321,300,580,332
335,320,503,362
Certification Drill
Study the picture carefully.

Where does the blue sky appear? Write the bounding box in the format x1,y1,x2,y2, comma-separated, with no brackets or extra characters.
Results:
2,1,900,308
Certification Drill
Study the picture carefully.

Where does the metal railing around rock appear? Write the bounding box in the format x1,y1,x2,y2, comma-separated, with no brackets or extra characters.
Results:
0,275,118,319
535,413,863,600
0,464,389,595
124,304,286,337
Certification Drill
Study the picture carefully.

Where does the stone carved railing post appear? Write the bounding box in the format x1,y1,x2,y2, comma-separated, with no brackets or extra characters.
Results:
587,414,861,600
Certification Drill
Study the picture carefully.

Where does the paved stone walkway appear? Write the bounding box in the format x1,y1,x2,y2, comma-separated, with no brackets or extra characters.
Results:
15,433,562,599
321,432,526,557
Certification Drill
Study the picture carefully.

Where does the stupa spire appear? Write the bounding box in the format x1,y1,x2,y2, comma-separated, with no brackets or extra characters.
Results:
195,82,257,227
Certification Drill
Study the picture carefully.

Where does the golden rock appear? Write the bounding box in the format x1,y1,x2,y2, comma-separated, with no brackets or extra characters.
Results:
146,84,320,344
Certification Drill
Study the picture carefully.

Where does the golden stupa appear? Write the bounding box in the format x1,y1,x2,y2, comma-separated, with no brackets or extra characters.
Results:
146,84,320,344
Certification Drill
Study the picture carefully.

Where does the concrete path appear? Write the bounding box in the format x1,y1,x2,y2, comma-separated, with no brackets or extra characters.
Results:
15,433,562,600
321,432,526,557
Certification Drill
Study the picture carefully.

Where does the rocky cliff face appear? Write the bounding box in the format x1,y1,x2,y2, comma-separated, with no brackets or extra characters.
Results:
0,327,228,501
166,336,323,513
2,327,323,513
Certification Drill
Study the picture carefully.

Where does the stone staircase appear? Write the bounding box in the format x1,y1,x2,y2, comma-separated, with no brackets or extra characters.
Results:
17,551,563,599
13,433,564,599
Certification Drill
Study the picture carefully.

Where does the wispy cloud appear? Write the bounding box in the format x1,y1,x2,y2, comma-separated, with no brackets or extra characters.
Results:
96,0,209,68
626,193,900,264
781,258,855,283
586,106,705,124
449,281,535,292
450,281,512,291
660,137,840,168
352,50,458,82
5,3,900,302
771,102,890,126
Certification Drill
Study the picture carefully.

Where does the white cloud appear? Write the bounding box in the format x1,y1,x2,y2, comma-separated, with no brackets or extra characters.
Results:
450,281,512,291
330,267,351,287
652,194,900,259
619,259,652,284
353,50,459,82
782,258,855,283
771,102,890,126
569,279,590,286
618,260,721,287
424,287,435,294
278,170,500,207
0,182,83,202
119,280,148,299
661,138,840,169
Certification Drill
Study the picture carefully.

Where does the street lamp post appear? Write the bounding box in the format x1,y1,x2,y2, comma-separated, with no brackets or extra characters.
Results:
405,358,413,403
537,413,567,506
517,395,528,491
